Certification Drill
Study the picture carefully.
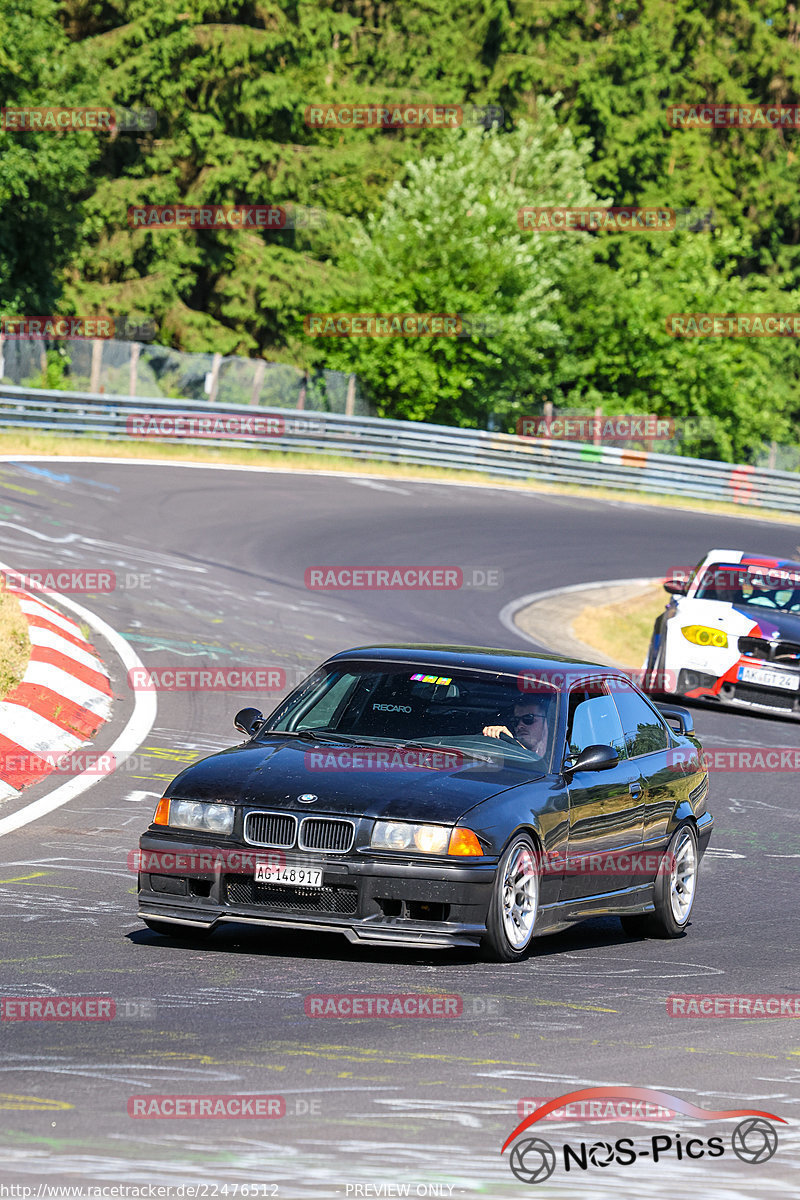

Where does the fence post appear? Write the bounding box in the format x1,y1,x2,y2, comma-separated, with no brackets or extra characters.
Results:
297,370,307,410
90,339,103,393
593,405,602,446
207,352,222,403
129,343,140,397
250,359,266,406
345,373,356,416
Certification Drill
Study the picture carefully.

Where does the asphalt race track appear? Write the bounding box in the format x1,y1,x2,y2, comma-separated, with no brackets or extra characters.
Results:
0,458,797,1198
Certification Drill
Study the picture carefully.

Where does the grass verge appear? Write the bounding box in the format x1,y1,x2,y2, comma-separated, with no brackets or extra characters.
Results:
0,430,797,523
0,587,31,697
570,583,667,667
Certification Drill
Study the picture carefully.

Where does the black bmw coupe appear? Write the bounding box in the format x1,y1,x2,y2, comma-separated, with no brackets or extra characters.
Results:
137,645,712,961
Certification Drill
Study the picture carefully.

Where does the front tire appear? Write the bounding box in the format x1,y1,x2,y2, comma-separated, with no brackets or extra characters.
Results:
621,823,699,939
482,834,540,962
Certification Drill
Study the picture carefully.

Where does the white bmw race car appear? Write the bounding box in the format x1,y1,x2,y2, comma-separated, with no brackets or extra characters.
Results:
645,548,800,715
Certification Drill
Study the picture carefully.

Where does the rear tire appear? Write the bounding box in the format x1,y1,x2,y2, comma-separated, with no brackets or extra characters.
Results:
482,834,540,962
620,823,698,939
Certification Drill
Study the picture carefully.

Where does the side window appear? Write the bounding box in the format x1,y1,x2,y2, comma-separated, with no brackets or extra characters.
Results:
296,674,359,729
611,681,669,757
566,684,626,759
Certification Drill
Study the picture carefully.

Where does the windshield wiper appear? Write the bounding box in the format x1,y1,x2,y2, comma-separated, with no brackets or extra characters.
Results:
287,729,365,745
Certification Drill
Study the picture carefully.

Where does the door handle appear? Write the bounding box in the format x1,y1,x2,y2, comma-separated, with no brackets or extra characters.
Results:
629,782,643,798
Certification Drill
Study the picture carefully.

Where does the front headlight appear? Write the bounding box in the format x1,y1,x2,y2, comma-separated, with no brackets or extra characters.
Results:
371,821,450,854
681,624,728,648
168,799,235,835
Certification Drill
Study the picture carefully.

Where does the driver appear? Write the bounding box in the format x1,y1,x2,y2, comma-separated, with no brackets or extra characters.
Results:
482,696,550,756
745,573,782,608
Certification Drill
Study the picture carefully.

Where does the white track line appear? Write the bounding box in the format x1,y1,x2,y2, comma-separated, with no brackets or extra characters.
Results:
0,561,157,839
1,454,798,526
498,577,658,649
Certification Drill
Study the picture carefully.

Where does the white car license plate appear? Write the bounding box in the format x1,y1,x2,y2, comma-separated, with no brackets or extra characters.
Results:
254,863,323,888
738,664,800,691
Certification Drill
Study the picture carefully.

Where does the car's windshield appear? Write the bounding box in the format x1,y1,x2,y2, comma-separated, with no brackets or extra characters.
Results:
263,663,560,771
694,563,800,613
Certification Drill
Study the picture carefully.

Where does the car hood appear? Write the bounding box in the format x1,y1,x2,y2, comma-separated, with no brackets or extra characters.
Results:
164,737,545,823
678,598,800,642
730,605,800,641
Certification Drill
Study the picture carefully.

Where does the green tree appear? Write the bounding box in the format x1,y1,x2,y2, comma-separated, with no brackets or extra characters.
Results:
555,229,800,462
316,108,598,424
0,0,101,314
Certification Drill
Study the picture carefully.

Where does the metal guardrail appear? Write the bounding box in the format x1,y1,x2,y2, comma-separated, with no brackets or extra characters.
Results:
0,383,797,513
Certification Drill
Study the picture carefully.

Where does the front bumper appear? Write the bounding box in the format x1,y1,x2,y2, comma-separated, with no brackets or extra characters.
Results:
137,833,496,948
677,665,800,715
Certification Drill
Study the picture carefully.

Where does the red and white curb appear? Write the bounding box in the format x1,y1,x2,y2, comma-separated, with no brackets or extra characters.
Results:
0,587,112,801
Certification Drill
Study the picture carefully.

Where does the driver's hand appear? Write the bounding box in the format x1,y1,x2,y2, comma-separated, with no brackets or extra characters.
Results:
483,724,514,739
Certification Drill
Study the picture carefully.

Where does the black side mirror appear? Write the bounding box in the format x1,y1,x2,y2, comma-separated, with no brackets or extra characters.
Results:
655,704,694,735
235,707,265,737
663,578,688,596
564,744,619,774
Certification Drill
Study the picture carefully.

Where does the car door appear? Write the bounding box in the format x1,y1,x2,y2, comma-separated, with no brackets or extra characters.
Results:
561,681,645,900
609,678,674,871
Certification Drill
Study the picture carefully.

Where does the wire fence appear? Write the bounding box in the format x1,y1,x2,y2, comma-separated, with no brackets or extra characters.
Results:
0,335,374,417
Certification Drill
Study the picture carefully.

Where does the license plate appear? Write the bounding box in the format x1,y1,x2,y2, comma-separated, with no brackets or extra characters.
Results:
738,664,800,691
254,863,323,888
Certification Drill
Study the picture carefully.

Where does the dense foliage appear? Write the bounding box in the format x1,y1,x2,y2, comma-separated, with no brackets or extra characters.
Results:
2,0,800,460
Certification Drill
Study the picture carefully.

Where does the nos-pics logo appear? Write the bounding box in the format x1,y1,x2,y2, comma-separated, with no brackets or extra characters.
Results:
502,1087,784,1184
